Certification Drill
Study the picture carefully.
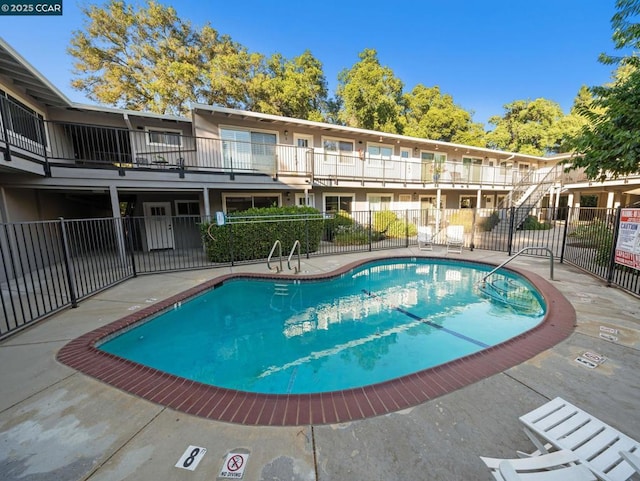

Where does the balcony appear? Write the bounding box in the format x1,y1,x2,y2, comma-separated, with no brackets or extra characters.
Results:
0,96,48,171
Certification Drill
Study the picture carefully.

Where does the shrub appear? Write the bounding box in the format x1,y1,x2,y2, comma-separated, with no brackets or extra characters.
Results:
372,210,418,238
521,215,552,230
323,210,354,241
333,225,371,245
479,211,500,231
201,206,323,262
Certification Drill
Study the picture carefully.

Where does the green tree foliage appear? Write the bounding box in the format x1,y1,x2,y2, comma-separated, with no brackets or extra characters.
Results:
486,98,568,155
567,0,640,179
248,51,329,121
69,0,329,119
402,84,486,146
336,49,405,133
70,1,215,115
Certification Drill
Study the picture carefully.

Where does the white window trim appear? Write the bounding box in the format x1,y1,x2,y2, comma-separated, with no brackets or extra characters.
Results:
419,194,447,209
294,192,315,207
322,192,356,213
321,135,356,165
366,142,394,168
293,133,314,148
459,195,477,208
145,126,183,147
221,192,282,213
174,200,200,216
218,124,280,140
366,192,393,210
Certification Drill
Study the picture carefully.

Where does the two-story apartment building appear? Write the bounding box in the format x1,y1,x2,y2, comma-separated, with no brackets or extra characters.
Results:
1,36,639,240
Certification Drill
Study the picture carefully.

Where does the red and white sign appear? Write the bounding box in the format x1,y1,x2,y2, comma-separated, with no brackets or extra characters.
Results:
219,452,249,479
615,208,640,269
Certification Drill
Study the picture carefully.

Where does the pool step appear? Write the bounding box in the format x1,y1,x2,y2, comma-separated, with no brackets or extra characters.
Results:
274,283,289,296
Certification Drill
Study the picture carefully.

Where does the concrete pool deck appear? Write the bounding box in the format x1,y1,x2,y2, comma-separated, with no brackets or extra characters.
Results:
1,247,639,480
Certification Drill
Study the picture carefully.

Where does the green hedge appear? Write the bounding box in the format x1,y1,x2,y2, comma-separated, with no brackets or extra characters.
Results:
200,206,324,262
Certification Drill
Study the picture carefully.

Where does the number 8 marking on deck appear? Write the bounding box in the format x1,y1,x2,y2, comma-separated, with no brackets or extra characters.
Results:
175,445,207,471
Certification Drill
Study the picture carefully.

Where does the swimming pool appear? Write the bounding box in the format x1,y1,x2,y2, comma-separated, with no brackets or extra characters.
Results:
99,258,544,395
57,256,575,425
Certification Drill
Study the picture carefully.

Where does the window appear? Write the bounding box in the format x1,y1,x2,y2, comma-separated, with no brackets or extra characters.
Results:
323,138,354,164
146,128,182,147
398,194,412,202
460,196,477,209
295,193,315,208
367,143,393,167
324,194,354,213
175,200,200,216
420,151,446,181
367,194,392,211
223,194,280,213
220,128,277,172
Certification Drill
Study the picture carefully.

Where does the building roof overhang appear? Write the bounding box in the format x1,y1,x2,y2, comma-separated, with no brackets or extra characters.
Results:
192,104,550,163
0,37,71,108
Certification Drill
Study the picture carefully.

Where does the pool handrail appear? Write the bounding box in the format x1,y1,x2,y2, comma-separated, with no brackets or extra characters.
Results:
287,240,301,273
267,240,283,273
482,246,554,283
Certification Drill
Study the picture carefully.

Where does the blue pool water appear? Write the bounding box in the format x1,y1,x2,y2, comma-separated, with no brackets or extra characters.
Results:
99,258,545,394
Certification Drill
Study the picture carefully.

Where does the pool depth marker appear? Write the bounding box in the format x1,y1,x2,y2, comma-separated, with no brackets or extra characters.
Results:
361,289,489,348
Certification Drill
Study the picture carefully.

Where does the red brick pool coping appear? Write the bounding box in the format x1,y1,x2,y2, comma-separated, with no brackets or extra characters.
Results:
56,256,575,426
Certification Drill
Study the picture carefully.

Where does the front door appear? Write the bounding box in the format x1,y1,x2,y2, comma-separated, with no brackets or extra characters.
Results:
293,134,314,174
143,202,175,250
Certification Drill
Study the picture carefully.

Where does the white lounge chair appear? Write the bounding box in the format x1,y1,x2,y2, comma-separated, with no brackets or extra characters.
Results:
417,225,433,251
519,397,640,481
480,450,596,481
446,225,464,253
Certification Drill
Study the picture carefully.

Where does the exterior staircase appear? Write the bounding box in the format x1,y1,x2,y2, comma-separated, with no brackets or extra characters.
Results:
491,164,564,233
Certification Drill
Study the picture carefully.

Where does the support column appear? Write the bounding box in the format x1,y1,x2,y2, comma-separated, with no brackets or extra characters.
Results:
109,185,127,262
606,191,615,209
203,187,211,219
435,188,442,235
476,189,482,209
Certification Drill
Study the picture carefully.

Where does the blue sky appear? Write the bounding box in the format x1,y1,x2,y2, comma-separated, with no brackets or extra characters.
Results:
0,0,619,125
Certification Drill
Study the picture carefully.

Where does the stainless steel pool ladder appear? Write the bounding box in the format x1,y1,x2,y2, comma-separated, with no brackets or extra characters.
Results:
287,240,301,273
268,239,301,273
481,246,554,284
267,240,283,272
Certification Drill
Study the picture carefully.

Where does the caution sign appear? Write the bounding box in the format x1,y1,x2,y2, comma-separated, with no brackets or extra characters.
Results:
219,452,249,479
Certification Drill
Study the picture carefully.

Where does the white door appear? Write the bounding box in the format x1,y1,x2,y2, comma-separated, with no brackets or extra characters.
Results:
293,134,313,174
143,202,175,250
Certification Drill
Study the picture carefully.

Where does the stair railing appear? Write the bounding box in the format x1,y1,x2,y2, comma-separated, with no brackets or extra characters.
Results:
482,246,554,283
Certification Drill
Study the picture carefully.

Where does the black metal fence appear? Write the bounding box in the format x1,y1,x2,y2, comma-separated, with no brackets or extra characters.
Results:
1,206,638,339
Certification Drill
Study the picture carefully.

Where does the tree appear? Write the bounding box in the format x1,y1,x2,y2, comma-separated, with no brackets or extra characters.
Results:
248,51,329,121
486,98,568,155
402,84,486,146
567,0,640,179
69,0,212,115
69,0,330,120
336,49,405,133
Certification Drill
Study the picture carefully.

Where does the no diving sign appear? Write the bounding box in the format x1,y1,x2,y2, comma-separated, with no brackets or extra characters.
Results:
219,452,249,478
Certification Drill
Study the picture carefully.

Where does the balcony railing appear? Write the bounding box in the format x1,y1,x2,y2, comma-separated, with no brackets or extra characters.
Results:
0,96,47,159
4,112,639,189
